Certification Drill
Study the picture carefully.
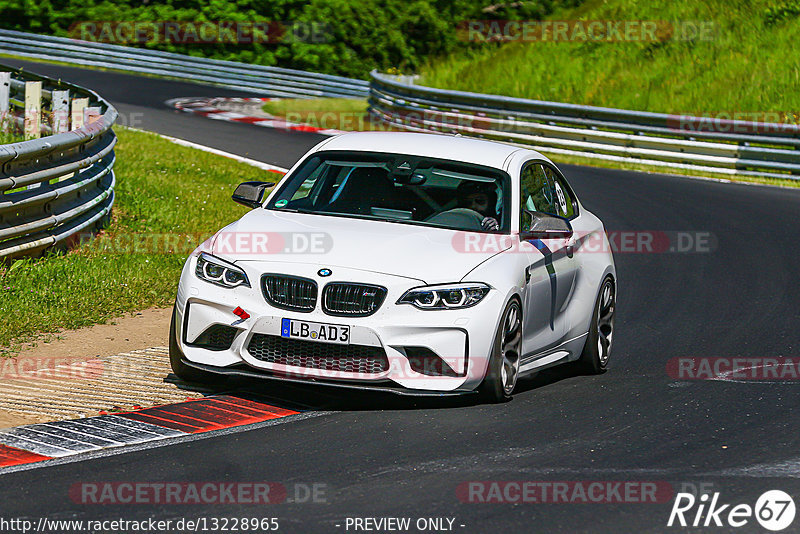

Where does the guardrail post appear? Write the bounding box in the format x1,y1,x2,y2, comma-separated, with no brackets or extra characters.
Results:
24,80,42,140
0,72,9,129
71,97,88,129
51,89,70,134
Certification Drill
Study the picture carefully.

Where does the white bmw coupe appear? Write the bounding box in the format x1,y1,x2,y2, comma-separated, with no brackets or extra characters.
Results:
171,132,616,402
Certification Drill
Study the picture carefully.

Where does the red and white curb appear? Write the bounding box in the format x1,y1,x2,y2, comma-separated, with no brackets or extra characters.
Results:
166,97,344,135
0,395,301,469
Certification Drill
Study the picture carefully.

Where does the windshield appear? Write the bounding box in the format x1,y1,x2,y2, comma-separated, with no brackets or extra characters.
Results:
265,151,510,233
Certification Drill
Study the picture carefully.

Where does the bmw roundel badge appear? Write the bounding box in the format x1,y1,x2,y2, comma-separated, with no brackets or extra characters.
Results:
318,268,332,277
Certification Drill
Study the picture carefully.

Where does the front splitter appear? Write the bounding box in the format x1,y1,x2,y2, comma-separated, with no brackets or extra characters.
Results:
183,359,476,397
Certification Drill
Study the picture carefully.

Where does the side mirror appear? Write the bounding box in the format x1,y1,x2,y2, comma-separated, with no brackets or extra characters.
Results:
520,211,573,240
232,181,276,209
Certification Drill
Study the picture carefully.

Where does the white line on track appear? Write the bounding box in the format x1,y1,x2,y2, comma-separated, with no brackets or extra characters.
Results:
126,127,290,173
713,458,800,478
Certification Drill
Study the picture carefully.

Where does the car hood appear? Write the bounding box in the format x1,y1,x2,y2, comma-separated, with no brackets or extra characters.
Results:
206,209,510,284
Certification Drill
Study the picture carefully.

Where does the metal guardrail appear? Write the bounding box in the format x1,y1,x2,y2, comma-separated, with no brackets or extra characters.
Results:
0,29,369,99
0,63,116,259
369,72,800,180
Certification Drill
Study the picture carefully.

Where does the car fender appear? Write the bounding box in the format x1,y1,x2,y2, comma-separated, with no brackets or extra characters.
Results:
458,247,526,385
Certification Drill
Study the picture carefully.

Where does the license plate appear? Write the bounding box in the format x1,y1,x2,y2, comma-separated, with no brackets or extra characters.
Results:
281,318,350,345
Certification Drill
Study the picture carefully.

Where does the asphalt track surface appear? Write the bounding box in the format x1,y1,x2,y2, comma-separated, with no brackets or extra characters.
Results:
2,59,800,533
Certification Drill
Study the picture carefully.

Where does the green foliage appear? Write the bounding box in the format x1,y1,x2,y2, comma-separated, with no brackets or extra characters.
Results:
0,131,23,144
0,0,580,78
764,0,800,24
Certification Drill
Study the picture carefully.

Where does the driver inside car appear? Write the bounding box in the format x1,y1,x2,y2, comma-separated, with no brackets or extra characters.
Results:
456,181,501,231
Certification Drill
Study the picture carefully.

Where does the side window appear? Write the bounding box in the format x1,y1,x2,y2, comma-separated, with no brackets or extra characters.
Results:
291,165,350,205
519,163,556,230
290,163,327,201
543,166,576,219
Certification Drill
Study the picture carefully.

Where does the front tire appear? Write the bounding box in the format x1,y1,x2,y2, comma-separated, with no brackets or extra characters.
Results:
169,305,224,385
479,299,522,403
577,276,615,374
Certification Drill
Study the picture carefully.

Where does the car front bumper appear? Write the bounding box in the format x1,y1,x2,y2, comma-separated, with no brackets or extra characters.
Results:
175,258,504,393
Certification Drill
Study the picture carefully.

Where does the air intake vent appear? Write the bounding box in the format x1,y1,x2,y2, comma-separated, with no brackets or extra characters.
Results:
405,346,461,377
247,334,389,374
322,283,387,317
262,274,317,312
188,324,237,351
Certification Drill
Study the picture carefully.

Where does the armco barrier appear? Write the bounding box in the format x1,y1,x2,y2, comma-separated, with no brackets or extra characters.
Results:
368,71,800,180
0,28,368,99
0,63,116,259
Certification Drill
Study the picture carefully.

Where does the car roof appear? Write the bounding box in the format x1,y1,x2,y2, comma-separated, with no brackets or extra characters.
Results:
313,131,550,171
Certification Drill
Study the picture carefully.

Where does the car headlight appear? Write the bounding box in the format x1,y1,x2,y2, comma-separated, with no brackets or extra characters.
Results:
195,253,250,288
398,283,490,310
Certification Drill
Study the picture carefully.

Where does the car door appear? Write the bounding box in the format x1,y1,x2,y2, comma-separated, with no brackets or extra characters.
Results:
541,164,579,317
519,162,579,358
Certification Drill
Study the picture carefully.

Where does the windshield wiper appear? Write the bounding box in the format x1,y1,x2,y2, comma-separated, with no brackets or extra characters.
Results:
270,207,317,214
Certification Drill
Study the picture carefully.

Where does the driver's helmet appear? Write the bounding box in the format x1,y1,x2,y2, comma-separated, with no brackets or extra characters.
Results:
456,180,498,219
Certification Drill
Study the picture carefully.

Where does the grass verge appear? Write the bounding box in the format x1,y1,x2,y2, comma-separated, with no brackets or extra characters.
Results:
0,127,281,355
421,0,800,115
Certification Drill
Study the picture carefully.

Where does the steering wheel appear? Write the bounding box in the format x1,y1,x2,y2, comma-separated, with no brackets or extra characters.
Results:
424,208,485,231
